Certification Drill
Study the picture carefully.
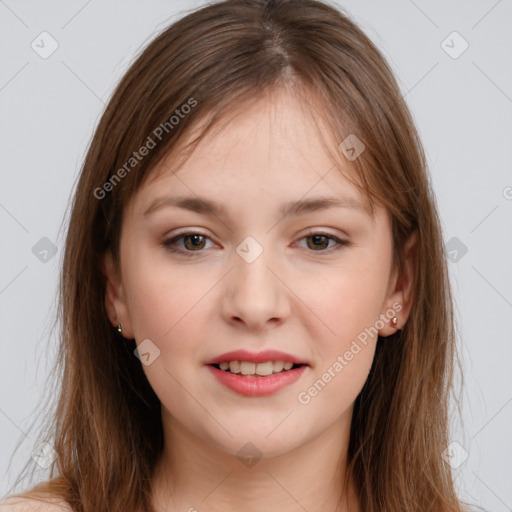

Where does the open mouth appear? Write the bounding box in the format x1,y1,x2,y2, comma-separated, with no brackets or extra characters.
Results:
206,359,308,396
210,361,305,377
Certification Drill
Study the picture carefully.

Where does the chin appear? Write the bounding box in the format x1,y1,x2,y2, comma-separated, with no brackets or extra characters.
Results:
203,421,311,460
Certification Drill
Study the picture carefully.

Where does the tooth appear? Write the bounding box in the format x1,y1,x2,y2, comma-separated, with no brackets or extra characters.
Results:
272,360,284,373
255,361,273,376
240,361,256,375
219,362,229,371
229,361,241,373
283,361,293,370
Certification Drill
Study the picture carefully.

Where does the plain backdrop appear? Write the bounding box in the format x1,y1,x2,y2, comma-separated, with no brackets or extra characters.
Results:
1,1,511,510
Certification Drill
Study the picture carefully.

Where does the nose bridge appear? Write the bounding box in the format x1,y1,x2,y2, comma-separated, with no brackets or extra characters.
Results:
233,234,278,300
223,235,289,328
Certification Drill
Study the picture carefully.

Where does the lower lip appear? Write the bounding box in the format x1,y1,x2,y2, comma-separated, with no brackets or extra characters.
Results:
206,365,307,396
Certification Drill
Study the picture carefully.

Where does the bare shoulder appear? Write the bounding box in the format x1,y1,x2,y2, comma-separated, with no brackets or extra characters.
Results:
0,496,72,512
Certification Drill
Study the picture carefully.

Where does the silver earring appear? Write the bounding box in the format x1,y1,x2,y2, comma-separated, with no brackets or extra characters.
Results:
392,317,398,327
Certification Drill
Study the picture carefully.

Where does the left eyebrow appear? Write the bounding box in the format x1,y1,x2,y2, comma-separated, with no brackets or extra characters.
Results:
142,194,372,219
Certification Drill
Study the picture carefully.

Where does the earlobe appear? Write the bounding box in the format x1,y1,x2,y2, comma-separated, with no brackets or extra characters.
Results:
379,229,418,337
101,251,134,338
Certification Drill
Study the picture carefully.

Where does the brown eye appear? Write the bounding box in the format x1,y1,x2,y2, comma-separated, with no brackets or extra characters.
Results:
306,234,330,250
162,231,349,257
298,232,348,252
162,232,215,256
182,234,206,251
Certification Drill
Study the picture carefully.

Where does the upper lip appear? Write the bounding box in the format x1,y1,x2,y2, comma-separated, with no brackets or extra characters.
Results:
205,349,309,366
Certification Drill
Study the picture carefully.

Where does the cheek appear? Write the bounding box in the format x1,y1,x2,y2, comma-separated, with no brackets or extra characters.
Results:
121,256,213,411
123,248,208,341
295,272,381,415
292,253,389,408
295,255,389,350
121,252,220,399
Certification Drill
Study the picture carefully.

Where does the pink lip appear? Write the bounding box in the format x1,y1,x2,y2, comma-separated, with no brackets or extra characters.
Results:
206,364,307,396
204,349,308,365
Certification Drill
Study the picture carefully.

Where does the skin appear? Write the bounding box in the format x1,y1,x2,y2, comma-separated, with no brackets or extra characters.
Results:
103,86,417,512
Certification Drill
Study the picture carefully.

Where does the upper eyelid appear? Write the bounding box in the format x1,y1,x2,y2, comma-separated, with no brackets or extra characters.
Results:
165,229,346,241
163,230,348,251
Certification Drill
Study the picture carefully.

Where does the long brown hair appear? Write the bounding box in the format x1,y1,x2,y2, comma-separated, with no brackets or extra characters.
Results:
5,0,474,510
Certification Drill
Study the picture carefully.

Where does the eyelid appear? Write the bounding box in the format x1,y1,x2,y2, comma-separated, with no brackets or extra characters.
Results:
161,229,350,256
295,230,349,251
162,230,218,256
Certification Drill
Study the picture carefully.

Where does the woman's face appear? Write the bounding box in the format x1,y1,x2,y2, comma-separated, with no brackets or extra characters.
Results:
103,88,412,458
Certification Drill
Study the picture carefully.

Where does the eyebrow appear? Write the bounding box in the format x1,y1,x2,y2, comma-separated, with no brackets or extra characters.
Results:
142,194,371,219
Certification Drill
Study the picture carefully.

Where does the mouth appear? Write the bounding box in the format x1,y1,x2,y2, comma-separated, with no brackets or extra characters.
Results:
204,350,309,396
209,360,306,377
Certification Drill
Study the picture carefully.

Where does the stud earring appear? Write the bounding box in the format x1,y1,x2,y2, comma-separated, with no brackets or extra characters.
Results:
391,317,398,327
117,324,123,334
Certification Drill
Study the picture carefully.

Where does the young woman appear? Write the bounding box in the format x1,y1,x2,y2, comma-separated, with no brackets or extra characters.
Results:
1,0,475,510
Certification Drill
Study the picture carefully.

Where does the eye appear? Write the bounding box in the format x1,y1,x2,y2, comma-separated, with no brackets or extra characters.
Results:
162,230,350,256
162,232,216,255
296,232,349,252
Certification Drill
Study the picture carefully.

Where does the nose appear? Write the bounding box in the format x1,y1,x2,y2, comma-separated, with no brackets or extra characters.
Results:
221,243,291,332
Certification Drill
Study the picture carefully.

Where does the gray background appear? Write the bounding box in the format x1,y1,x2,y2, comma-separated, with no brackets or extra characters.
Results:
1,1,511,510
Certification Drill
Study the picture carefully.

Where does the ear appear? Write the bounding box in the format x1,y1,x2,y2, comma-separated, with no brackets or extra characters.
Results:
378,229,418,337
101,251,134,339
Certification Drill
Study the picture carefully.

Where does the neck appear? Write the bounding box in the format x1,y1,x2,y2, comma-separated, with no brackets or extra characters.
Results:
150,407,361,512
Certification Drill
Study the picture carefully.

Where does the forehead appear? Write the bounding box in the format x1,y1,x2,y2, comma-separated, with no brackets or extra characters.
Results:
128,86,375,221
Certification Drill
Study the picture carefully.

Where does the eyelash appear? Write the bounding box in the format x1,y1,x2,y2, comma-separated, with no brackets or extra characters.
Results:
161,231,350,257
